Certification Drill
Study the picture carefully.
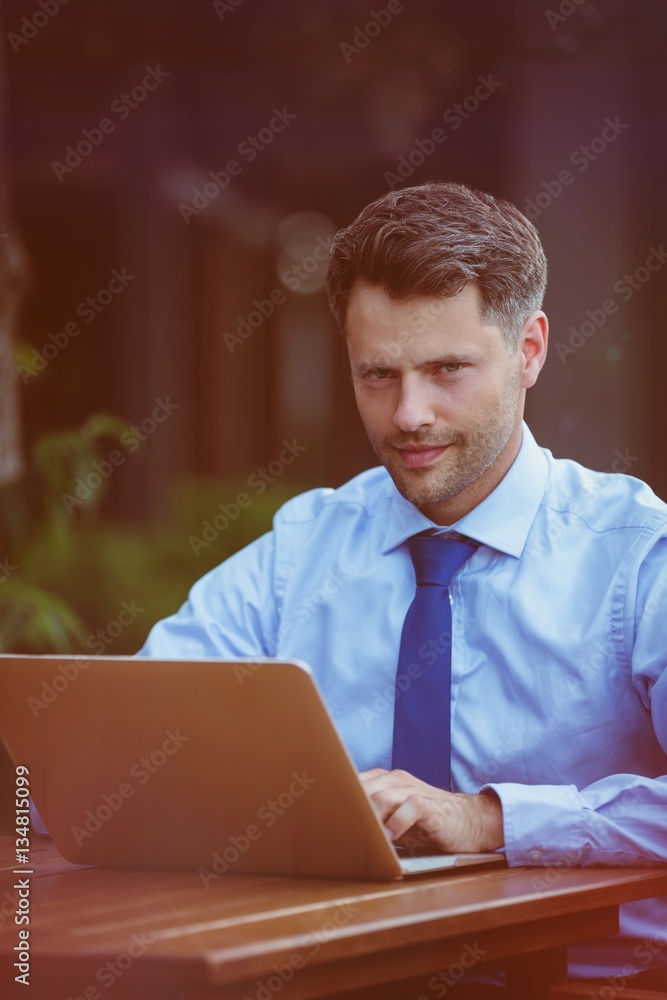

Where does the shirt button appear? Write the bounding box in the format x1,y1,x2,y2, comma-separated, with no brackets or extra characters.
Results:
528,849,543,862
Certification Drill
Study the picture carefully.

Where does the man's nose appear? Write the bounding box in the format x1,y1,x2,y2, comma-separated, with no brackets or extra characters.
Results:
392,379,436,433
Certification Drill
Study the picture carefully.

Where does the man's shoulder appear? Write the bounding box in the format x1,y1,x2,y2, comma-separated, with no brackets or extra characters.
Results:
543,450,667,532
275,466,393,526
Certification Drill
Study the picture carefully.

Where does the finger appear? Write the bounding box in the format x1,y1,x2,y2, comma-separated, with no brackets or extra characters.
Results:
358,768,390,785
384,794,427,842
390,769,441,795
368,788,404,825
360,768,432,796
359,769,405,798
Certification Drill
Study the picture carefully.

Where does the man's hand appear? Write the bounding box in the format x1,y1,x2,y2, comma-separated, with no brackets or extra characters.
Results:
359,768,505,854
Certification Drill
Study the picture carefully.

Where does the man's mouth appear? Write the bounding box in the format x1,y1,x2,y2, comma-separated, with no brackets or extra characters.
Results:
393,444,451,468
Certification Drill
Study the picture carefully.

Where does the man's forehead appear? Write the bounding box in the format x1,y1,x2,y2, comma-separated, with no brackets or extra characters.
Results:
346,281,502,363
346,280,488,327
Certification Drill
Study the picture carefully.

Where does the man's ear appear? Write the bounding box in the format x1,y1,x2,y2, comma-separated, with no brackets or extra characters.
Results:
519,311,548,389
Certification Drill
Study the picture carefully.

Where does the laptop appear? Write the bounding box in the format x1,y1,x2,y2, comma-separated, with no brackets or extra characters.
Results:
0,655,505,880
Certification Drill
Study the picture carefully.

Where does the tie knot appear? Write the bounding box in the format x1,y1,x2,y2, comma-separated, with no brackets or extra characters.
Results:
408,533,476,587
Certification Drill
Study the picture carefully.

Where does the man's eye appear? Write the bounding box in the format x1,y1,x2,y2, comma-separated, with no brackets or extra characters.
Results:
438,363,464,374
368,369,391,380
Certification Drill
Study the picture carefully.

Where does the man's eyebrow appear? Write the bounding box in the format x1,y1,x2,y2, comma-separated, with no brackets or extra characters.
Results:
352,352,482,373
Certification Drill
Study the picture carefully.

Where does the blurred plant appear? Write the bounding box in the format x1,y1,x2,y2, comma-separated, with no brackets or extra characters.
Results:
0,415,296,654
0,413,133,652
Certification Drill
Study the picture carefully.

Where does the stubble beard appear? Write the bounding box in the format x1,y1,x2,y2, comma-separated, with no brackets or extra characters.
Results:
367,375,520,509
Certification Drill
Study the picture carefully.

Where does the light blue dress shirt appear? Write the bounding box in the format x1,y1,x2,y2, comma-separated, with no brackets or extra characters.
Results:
139,423,667,980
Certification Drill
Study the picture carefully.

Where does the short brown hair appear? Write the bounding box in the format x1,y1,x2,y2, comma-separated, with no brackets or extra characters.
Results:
325,181,547,343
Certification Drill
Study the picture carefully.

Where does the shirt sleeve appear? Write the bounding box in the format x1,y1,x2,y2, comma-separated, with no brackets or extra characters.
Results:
136,530,281,658
483,534,667,868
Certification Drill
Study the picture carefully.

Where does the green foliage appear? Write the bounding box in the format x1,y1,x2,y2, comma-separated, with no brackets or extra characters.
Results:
0,417,297,655
0,580,88,653
34,413,131,533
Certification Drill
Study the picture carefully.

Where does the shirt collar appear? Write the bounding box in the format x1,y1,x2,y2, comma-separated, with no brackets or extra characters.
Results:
381,422,549,557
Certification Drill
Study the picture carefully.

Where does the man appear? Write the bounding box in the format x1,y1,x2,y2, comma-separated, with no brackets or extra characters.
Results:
139,182,667,995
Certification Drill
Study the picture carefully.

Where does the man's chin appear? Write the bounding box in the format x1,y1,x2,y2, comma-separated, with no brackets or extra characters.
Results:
385,464,456,508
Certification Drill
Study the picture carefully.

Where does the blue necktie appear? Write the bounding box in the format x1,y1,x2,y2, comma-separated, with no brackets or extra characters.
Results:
391,533,476,789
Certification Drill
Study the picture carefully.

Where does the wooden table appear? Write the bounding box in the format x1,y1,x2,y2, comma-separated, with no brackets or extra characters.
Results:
2,837,667,1000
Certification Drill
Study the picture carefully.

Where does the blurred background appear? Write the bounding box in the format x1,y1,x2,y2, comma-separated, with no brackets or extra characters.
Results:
0,0,666,664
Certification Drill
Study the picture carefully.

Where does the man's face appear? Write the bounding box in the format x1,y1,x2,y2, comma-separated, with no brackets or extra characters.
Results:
346,282,528,523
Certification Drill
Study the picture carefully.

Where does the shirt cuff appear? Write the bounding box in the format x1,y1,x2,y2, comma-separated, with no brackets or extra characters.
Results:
481,782,584,867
